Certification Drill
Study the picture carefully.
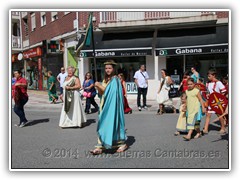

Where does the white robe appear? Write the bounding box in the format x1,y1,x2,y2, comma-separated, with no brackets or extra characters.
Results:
156,76,173,106
59,77,86,128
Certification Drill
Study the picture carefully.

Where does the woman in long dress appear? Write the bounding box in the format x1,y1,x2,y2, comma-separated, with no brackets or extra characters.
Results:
156,69,174,115
90,60,128,155
59,66,86,128
118,73,132,114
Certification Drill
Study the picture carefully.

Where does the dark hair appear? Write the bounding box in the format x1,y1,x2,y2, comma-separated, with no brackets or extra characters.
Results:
118,73,125,81
208,69,217,76
199,78,204,83
104,64,116,83
187,78,195,83
181,92,187,99
48,71,52,76
161,69,168,76
85,72,93,80
14,70,22,75
183,71,190,79
223,76,228,81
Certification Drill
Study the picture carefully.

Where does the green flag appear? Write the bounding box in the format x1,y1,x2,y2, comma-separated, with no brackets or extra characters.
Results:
76,12,93,55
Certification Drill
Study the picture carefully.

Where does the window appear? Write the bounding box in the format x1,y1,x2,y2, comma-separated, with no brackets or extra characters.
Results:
41,12,46,26
31,13,36,31
51,12,58,21
23,18,29,36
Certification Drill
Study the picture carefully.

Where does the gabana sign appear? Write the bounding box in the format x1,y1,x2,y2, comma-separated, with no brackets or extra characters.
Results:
80,49,152,58
156,44,228,56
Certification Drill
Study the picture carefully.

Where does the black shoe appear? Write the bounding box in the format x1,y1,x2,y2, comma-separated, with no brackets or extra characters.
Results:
128,110,132,114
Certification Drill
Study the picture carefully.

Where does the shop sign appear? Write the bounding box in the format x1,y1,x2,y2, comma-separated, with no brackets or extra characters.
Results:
156,44,228,56
23,47,42,59
80,49,152,58
126,82,138,94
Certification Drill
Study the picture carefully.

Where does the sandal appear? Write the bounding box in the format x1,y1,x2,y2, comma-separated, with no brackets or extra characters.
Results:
183,136,191,141
89,148,102,155
174,131,180,136
202,129,208,135
116,144,128,153
219,129,226,134
194,133,202,139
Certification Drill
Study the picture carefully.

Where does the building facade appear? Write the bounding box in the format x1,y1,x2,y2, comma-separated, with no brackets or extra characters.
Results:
11,11,100,90
79,11,229,100
11,11,229,101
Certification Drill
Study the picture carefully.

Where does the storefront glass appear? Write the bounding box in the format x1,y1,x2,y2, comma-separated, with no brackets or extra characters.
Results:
90,56,146,82
25,58,39,89
166,53,228,84
186,53,228,83
166,56,183,85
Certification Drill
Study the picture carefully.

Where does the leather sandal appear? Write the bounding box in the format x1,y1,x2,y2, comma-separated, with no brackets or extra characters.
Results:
194,133,202,139
116,144,128,153
89,148,103,155
219,129,226,134
183,136,191,141
174,131,180,136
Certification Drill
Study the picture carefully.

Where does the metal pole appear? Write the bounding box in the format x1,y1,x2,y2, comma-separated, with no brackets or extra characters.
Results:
91,14,97,81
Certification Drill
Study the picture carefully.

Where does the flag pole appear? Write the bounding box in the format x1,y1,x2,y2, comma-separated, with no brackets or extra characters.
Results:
91,13,98,81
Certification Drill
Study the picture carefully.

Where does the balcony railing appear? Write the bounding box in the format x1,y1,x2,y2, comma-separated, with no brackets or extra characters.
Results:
12,35,21,49
100,11,215,23
12,12,20,16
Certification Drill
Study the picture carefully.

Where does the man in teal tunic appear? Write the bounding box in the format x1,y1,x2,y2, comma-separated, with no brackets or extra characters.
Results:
47,71,58,104
90,60,127,155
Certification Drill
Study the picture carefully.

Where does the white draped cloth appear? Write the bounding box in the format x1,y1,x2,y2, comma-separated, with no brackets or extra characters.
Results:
59,76,86,128
156,76,173,106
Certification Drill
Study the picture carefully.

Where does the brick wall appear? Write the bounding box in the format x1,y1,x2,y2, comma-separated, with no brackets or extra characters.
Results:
21,11,101,46
28,12,76,45
216,11,229,18
78,11,100,28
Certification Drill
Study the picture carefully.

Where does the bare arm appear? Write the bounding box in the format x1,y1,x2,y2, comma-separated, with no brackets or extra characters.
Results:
95,82,106,96
65,77,81,90
134,78,139,88
57,76,60,83
123,81,127,96
167,76,173,85
197,91,206,113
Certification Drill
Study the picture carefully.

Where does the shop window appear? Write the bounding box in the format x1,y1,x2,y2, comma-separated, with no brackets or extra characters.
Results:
186,53,228,83
166,56,184,85
90,57,145,82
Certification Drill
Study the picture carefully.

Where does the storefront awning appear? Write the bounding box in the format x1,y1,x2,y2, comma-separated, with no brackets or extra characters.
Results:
79,30,153,58
155,25,228,56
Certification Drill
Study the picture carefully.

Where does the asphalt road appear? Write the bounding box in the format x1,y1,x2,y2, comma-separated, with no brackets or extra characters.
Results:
10,91,229,169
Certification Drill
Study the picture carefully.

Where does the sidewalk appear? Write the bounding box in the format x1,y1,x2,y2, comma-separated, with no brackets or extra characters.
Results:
25,90,181,111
